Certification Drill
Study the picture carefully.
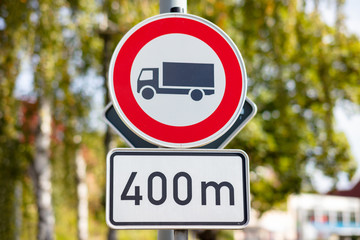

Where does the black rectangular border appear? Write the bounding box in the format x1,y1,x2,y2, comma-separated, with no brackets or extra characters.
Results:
107,150,249,228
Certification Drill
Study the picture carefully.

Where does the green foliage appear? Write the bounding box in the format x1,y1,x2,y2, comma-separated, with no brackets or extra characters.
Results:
189,0,360,214
1,0,94,238
0,1,33,238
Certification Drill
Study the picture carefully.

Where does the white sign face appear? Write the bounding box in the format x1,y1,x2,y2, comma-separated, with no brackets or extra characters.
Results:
131,33,226,126
106,149,250,229
108,13,247,148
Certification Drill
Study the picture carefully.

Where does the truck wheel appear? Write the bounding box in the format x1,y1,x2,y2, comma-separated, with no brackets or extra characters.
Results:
190,89,203,101
141,87,155,100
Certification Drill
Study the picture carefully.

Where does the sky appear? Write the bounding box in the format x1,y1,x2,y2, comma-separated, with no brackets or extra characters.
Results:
312,0,360,36
343,0,360,36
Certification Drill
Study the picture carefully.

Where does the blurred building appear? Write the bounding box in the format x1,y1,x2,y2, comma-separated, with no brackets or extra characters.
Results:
236,180,360,240
289,193,360,240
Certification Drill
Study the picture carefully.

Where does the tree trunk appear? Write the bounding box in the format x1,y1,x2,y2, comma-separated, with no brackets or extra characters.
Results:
32,99,55,240
100,19,117,240
14,182,22,240
76,148,88,240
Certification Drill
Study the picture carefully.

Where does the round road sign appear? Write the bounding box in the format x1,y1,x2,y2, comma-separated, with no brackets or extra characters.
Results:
108,13,247,148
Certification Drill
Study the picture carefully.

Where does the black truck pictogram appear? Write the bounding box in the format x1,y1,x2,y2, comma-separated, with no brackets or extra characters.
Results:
137,62,215,101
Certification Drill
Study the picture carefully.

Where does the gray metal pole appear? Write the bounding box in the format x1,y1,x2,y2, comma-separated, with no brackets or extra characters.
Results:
160,0,187,14
174,230,188,240
158,229,174,240
157,1,187,240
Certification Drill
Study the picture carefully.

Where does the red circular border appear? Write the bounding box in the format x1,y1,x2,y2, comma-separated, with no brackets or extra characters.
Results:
112,16,243,144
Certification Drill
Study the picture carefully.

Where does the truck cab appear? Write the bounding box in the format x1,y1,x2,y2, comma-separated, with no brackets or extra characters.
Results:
137,68,159,100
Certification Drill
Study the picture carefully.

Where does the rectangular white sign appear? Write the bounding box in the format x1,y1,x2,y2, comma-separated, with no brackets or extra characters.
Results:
106,149,250,229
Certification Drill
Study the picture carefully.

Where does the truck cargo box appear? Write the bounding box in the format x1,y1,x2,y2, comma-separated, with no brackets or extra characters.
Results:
162,62,214,88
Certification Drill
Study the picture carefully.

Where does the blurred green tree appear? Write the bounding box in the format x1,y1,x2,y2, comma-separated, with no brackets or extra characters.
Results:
1,0,91,239
0,1,32,238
